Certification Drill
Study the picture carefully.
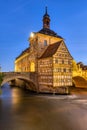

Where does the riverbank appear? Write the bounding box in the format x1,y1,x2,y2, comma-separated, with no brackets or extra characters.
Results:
69,86,87,95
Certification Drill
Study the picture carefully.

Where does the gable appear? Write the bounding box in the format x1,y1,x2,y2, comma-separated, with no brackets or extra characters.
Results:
54,41,73,59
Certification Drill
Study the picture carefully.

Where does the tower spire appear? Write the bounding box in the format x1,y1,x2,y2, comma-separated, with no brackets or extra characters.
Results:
45,6,47,14
43,7,50,29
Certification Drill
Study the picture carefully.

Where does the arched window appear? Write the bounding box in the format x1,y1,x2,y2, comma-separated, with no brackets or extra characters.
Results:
30,62,35,72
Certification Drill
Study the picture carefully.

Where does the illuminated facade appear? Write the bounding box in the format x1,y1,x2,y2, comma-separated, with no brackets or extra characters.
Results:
15,48,30,72
38,41,72,91
73,60,87,78
15,7,73,92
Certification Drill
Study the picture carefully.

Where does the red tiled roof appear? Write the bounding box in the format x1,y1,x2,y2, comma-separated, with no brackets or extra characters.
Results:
39,41,62,59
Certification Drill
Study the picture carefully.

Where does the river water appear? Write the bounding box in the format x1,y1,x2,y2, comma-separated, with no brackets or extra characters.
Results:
1,84,87,130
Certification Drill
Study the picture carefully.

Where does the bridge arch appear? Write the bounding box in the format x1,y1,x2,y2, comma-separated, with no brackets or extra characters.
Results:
1,75,37,91
73,76,87,88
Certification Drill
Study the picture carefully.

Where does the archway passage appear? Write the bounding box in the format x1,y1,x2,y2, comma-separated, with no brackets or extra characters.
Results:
73,76,87,88
1,76,37,92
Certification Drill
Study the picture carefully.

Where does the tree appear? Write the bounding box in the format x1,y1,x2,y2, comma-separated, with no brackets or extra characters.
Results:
72,60,78,71
0,73,4,95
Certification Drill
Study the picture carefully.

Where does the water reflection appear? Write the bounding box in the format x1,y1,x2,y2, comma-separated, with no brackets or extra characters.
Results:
1,83,12,98
1,83,28,98
1,84,25,103
1,84,87,130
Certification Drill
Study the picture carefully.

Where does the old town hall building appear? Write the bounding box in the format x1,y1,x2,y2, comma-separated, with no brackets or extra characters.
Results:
15,7,73,93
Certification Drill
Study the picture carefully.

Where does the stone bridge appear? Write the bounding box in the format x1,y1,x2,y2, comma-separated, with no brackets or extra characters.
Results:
1,72,38,92
73,76,87,88
1,72,87,93
72,70,87,88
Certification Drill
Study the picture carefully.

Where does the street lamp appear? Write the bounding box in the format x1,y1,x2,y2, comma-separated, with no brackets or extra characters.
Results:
30,32,35,38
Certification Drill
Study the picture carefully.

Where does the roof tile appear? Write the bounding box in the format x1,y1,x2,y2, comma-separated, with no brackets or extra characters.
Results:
39,41,62,59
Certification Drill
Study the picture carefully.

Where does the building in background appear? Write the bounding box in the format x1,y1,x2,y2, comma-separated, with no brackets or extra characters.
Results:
15,7,73,93
73,60,87,78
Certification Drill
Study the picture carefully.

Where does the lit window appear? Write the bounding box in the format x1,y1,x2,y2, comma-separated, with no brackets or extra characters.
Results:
30,62,35,72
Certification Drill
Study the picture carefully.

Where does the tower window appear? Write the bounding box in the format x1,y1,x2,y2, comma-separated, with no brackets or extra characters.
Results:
44,40,47,46
46,21,49,25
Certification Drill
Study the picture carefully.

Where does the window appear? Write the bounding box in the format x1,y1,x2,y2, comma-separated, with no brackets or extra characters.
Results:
46,21,49,25
63,68,66,72
55,59,58,63
58,68,61,72
30,62,35,72
68,60,71,65
44,40,47,46
62,60,64,64
69,69,72,72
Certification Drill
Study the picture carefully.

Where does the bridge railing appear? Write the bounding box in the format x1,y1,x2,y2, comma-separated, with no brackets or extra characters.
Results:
1,72,38,87
2,72,30,77
2,72,38,83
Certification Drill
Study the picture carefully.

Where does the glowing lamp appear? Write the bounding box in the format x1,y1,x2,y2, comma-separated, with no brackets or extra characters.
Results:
30,32,34,38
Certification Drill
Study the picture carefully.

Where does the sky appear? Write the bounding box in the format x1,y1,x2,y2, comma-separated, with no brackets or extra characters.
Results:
0,0,87,72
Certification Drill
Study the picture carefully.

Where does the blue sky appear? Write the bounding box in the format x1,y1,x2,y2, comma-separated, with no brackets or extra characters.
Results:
0,0,87,72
